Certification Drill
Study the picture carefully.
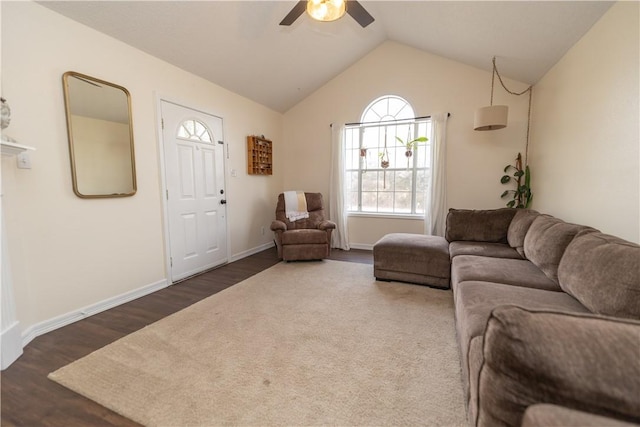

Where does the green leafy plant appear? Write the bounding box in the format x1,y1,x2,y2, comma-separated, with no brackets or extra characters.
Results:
395,135,428,169
395,136,428,156
377,149,389,168
500,152,533,208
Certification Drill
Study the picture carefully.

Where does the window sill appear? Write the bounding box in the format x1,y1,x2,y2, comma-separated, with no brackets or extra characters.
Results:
348,212,425,221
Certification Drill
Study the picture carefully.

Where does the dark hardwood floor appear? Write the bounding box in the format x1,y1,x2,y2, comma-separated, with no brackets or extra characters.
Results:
0,247,372,427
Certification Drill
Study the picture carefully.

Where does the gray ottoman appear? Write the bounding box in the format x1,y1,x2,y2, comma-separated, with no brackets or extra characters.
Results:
373,233,451,289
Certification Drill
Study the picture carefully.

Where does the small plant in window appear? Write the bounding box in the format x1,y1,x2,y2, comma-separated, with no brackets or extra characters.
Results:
395,135,428,168
359,147,368,173
395,136,428,158
378,150,390,188
378,150,390,169
379,132,390,170
500,153,533,208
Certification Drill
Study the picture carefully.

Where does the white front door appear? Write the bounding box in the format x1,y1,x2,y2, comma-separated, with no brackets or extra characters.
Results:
161,101,227,282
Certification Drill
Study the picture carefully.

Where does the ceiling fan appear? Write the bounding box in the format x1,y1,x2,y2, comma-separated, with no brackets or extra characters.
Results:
280,0,375,28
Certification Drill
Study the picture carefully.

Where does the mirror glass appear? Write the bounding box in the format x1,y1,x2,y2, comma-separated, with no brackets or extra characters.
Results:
63,71,136,198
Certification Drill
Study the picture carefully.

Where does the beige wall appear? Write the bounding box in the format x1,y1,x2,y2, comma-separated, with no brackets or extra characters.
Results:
530,1,639,243
5,0,636,342
283,41,531,246
1,2,283,332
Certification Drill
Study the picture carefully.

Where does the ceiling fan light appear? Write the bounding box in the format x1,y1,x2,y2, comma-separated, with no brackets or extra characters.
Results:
307,0,346,22
474,105,508,131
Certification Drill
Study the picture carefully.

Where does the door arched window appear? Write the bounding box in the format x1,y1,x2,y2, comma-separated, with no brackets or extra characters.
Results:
177,119,212,143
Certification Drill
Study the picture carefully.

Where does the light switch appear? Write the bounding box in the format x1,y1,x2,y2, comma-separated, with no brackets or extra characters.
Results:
17,152,31,169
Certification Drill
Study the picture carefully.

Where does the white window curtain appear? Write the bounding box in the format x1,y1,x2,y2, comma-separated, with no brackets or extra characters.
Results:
424,113,449,236
329,123,350,250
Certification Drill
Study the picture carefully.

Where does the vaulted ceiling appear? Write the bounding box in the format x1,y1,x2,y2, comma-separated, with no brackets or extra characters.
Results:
39,1,613,113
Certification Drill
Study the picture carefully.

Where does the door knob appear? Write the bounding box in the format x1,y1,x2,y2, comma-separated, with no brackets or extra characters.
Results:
220,199,227,205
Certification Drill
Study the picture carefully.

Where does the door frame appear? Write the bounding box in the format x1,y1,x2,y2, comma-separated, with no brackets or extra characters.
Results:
155,94,231,285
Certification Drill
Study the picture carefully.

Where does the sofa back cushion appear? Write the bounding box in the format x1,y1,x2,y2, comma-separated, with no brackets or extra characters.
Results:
478,306,640,427
558,231,640,319
275,192,325,230
523,215,595,283
507,209,539,257
445,208,517,243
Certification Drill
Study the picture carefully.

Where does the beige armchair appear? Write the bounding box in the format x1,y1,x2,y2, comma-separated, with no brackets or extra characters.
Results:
270,192,336,261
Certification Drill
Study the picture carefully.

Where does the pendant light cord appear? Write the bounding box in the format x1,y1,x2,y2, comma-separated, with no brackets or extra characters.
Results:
490,65,496,106
492,57,533,166
492,57,530,96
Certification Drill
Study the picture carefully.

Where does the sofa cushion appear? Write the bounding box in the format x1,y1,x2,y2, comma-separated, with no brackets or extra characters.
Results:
454,281,589,407
523,215,595,283
275,192,326,230
282,244,328,261
477,307,640,427
449,241,522,260
507,209,539,257
467,335,484,424
558,231,640,319
445,208,517,243
522,404,640,427
281,229,328,245
451,255,560,294
373,233,450,288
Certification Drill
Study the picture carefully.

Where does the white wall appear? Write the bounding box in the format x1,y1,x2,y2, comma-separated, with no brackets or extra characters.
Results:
1,2,283,335
283,41,531,246
530,1,639,243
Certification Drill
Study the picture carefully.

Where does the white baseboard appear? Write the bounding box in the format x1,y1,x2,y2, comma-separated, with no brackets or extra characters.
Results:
348,243,374,251
230,241,275,262
1,321,23,370
16,242,277,357
21,279,168,348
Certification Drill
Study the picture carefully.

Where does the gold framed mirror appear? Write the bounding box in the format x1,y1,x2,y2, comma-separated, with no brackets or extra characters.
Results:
62,71,136,198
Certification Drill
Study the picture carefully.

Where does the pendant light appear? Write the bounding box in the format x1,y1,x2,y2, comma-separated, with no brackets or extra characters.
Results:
474,56,534,167
474,57,508,131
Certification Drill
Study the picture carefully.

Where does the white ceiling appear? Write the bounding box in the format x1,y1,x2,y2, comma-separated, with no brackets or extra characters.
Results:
39,1,613,113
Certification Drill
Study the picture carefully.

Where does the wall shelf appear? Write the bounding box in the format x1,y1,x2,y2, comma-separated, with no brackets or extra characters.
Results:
247,135,272,175
1,140,35,157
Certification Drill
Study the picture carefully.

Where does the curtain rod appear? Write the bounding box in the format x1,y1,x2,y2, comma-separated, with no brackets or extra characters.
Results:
343,113,450,127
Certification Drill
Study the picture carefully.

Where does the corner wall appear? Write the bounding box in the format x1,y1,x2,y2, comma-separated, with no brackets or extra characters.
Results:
283,41,531,246
1,2,283,337
530,1,639,243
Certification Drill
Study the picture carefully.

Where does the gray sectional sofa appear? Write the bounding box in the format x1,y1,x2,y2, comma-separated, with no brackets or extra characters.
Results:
445,208,640,427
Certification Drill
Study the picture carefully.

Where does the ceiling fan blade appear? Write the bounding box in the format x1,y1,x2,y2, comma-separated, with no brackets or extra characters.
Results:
280,1,307,26
346,1,374,28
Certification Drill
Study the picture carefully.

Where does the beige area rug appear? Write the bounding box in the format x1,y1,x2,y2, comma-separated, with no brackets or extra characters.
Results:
49,260,466,426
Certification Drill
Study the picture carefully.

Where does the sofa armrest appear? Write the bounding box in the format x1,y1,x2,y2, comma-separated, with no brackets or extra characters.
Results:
270,220,287,232
522,404,640,427
477,306,640,427
445,208,517,243
318,220,336,231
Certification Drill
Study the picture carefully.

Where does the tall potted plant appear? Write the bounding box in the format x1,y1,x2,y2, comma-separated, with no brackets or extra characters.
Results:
500,153,533,208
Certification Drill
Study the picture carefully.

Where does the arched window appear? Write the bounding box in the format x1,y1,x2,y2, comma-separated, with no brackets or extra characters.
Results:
361,95,415,123
344,95,432,215
177,119,212,143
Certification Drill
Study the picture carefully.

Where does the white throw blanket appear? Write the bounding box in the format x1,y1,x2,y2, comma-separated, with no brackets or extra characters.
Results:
284,191,309,221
